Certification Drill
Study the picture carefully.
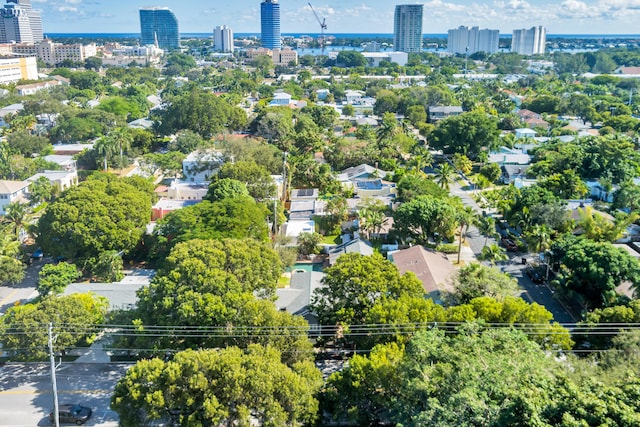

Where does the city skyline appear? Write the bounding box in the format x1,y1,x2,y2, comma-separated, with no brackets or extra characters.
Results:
32,0,640,35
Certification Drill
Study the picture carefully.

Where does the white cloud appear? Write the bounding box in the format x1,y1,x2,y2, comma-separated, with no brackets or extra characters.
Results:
57,6,77,12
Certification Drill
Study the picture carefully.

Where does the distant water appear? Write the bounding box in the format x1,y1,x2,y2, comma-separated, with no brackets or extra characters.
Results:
45,32,640,40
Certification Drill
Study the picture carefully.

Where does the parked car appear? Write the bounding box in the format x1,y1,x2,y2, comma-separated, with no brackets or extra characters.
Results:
31,248,44,260
500,237,518,252
49,404,92,425
525,266,544,284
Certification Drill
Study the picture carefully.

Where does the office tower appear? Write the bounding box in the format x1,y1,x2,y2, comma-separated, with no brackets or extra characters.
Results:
140,7,180,50
447,26,499,55
511,26,546,55
261,0,281,49
214,25,234,52
393,4,423,53
0,0,43,43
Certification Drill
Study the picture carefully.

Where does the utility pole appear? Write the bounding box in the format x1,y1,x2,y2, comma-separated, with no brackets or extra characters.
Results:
48,323,60,427
282,151,288,201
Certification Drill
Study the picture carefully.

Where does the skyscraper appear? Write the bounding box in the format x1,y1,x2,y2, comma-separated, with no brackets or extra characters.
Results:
448,26,499,55
0,0,43,44
261,0,281,50
139,7,180,50
511,26,546,55
214,25,234,52
393,4,423,53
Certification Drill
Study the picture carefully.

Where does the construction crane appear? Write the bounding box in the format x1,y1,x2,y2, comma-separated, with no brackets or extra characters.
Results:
308,2,327,55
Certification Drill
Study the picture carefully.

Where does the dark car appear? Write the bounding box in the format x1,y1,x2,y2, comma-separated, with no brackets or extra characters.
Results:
501,237,518,252
31,248,44,260
525,266,544,284
49,404,92,425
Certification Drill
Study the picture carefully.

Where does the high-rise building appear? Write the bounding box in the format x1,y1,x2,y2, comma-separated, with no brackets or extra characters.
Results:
511,26,546,55
448,26,499,55
393,4,423,53
261,0,281,50
214,25,234,52
0,0,43,43
139,7,179,50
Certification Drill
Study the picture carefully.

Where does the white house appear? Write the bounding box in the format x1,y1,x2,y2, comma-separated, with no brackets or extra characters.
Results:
270,92,293,106
182,151,224,183
361,52,408,67
27,170,78,192
515,128,537,139
345,90,364,105
43,155,77,172
167,180,209,201
0,180,30,214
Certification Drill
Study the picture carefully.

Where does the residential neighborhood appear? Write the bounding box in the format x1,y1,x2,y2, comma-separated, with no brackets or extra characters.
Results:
1,25,640,426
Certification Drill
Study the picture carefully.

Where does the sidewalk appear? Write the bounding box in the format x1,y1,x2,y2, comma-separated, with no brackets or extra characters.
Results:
73,336,111,363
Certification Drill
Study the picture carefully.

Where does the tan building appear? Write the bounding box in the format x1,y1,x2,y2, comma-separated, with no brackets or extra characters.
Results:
12,39,96,65
272,48,297,65
16,79,60,95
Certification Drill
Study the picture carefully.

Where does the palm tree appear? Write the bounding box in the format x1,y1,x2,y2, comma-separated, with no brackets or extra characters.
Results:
477,216,498,248
435,162,455,190
111,127,133,168
523,224,552,253
2,202,29,238
94,136,118,171
456,207,477,264
480,243,508,265
408,146,433,174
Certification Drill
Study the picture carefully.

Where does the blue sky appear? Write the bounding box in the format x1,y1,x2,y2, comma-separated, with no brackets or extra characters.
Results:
34,0,640,34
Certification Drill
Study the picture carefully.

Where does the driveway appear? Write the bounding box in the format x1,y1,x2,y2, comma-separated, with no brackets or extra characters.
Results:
0,258,44,314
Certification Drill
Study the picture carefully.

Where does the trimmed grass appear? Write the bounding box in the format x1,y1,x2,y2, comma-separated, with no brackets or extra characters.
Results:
321,235,342,245
278,274,291,288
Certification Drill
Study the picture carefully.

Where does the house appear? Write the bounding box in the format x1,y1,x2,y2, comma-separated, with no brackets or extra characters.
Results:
43,155,77,172
16,80,62,96
283,219,316,242
270,92,293,106
352,179,397,198
361,51,408,67
327,238,374,265
585,180,618,203
428,106,463,123
182,150,224,183
151,198,199,221
53,143,94,155
289,188,325,220
488,152,532,166
166,180,209,201
316,89,330,100
27,170,78,192
336,164,391,183
515,128,537,139
501,165,531,184
275,270,325,325
517,109,549,128
388,245,455,302
0,103,24,127
128,118,154,130
345,90,364,105
0,180,30,214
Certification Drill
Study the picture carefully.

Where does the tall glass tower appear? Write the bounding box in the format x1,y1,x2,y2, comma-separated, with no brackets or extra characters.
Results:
261,0,281,49
393,4,423,53
139,7,179,50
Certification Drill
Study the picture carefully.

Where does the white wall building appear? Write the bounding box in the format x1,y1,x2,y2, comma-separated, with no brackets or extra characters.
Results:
213,25,234,52
0,56,36,84
182,150,224,183
393,4,423,53
362,51,408,67
447,26,499,54
511,26,546,55
13,39,97,65
0,179,30,214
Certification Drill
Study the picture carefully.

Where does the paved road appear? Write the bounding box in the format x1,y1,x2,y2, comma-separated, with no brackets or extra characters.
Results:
0,363,130,426
0,259,43,315
449,176,576,324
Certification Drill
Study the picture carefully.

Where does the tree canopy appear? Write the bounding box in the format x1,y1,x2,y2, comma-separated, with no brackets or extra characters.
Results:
112,345,322,427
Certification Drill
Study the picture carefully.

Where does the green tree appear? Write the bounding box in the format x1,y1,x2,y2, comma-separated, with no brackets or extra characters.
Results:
28,176,54,205
90,250,124,282
36,262,80,296
435,162,455,190
297,231,322,256
205,178,249,202
215,160,277,201
37,177,152,260
155,198,269,250
0,293,108,360
6,131,50,157
476,216,498,248
112,345,322,427
479,162,501,183
393,195,459,244
554,237,640,309
430,112,500,158
337,51,367,67
479,243,508,265
452,153,473,176
311,253,424,327
451,263,518,303
342,104,355,116
168,129,206,154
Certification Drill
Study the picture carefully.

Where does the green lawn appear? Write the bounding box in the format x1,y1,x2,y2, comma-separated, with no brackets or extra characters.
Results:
321,235,342,245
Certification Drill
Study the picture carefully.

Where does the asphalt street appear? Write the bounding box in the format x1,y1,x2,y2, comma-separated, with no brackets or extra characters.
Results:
0,258,43,315
450,177,576,324
0,363,129,426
